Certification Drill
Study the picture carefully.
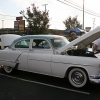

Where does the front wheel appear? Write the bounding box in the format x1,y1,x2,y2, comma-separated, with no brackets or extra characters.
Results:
3,66,13,74
68,68,88,88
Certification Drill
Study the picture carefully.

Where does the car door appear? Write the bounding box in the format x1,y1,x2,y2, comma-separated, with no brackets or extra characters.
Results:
28,39,53,75
12,39,30,70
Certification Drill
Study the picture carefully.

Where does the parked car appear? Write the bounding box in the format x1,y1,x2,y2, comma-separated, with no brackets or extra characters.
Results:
0,34,21,49
1,27,100,88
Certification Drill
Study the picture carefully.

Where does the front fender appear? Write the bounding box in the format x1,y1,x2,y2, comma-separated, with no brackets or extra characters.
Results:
0,50,22,67
51,55,100,78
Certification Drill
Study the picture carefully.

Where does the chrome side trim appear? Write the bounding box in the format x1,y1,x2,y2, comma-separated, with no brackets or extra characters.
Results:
90,74,100,79
0,59,15,63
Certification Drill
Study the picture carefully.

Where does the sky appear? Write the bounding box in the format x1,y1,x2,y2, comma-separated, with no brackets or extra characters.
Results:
0,0,100,30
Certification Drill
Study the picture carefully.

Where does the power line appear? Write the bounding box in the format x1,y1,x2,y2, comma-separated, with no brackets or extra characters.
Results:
57,0,100,17
64,0,100,17
0,14,17,17
0,1,100,19
0,18,15,20
1,0,100,27
43,0,100,18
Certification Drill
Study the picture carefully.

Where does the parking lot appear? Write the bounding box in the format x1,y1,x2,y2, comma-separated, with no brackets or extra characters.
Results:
0,68,100,100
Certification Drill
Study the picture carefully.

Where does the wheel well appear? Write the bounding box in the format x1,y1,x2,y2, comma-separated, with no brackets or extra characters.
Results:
64,67,89,80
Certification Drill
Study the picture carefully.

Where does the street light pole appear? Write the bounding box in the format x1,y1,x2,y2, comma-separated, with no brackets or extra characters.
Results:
42,4,48,13
83,0,84,30
2,20,4,28
93,18,96,29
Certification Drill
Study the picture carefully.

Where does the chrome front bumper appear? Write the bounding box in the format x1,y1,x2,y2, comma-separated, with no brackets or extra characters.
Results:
90,74,100,83
90,79,100,83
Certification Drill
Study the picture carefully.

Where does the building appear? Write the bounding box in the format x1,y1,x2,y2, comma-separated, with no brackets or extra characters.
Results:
0,28,65,35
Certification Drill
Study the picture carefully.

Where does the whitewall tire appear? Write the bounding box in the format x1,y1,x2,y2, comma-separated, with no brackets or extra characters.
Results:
68,68,87,88
3,66,13,74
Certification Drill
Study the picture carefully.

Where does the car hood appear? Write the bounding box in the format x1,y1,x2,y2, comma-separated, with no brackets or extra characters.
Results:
57,26,100,53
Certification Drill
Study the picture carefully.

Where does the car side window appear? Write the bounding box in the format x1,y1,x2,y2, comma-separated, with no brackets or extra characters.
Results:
15,39,30,48
32,39,50,49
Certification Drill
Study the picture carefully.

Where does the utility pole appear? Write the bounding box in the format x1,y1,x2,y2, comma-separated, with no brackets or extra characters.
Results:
42,4,48,13
83,0,84,30
93,18,96,29
2,20,4,28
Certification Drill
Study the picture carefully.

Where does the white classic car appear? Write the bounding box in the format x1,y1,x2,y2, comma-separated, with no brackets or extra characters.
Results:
1,27,100,88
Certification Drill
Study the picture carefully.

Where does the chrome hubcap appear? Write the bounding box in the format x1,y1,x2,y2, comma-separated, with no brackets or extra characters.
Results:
4,66,12,72
71,71,84,85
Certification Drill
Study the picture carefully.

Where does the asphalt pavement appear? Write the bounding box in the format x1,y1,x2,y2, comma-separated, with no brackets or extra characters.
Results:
0,69,100,100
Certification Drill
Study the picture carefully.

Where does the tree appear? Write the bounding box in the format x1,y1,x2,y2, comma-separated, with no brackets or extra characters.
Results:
63,16,82,30
20,4,50,35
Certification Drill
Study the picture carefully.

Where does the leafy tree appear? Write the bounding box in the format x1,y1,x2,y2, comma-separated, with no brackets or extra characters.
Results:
63,16,82,30
20,4,50,35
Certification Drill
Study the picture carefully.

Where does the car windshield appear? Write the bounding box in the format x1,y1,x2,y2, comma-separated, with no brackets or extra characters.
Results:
51,37,70,49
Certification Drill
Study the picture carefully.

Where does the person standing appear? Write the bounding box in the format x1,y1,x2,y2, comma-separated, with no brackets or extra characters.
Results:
68,32,77,42
93,38,100,52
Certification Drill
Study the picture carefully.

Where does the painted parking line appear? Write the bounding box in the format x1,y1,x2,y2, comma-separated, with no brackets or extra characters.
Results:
0,73,90,95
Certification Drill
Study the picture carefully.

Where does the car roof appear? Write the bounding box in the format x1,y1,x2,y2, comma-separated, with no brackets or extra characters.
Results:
14,35,63,41
9,35,63,47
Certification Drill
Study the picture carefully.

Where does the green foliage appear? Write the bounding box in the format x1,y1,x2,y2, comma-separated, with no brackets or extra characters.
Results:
20,4,50,35
63,16,82,30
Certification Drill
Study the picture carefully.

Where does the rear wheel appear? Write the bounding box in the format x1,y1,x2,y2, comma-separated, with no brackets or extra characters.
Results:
68,68,87,88
3,66,13,74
